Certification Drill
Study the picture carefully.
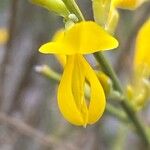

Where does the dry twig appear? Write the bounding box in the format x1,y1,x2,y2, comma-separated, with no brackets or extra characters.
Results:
0,112,77,150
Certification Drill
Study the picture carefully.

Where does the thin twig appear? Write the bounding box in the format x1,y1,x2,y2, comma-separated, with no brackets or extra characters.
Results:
0,112,55,148
94,52,150,146
0,112,76,150
106,103,128,123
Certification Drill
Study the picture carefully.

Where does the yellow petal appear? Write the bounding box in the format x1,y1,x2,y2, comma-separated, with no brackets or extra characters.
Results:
57,55,85,126
39,42,71,54
79,55,106,124
115,0,147,10
97,71,112,95
57,54,106,126
71,56,88,125
31,0,69,17
51,29,64,42
50,30,67,67
134,19,150,76
63,21,118,54
39,21,118,55
39,29,72,54
92,0,119,34
39,30,67,66
92,0,111,27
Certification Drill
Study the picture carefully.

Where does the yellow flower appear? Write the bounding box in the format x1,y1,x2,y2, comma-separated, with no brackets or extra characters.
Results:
134,19,150,78
39,21,118,126
0,28,8,45
115,0,148,10
126,19,150,111
49,30,67,67
126,80,150,111
40,22,118,55
97,71,112,95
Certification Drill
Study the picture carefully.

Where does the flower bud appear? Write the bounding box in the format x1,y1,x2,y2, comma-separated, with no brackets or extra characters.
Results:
97,71,113,95
105,9,119,34
92,0,111,27
30,0,69,17
92,0,119,34
125,78,150,111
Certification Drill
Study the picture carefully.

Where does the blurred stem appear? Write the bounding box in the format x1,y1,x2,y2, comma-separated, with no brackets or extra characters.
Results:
35,65,61,81
106,103,127,123
94,52,150,146
61,0,150,146
112,124,127,150
94,52,123,92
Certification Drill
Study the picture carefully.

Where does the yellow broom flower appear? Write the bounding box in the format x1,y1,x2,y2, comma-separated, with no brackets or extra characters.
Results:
126,19,150,110
39,21,118,126
134,19,150,77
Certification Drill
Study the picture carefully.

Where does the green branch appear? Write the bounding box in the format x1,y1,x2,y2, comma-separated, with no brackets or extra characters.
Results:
94,52,149,146
106,103,128,123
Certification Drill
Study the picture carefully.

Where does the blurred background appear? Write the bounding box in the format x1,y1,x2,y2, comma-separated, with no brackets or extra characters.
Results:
0,0,150,150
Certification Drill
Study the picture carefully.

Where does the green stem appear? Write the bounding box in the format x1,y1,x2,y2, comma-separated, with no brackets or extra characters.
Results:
62,0,84,21
94,52,123,92
35,65,61,81
106,103,128,123
112,125,128,150
94,52,150,146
